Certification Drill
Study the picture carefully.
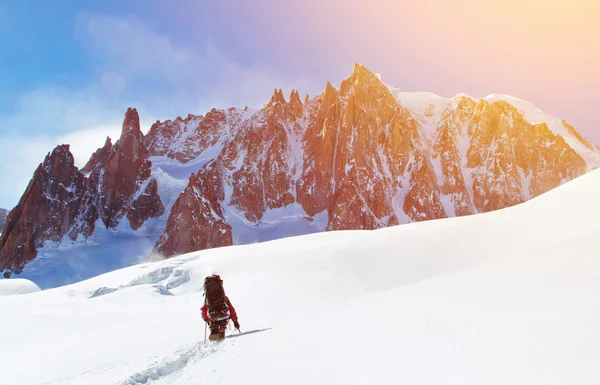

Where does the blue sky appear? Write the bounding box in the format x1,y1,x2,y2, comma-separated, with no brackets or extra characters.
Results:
0,1,326,209
0,0,598,209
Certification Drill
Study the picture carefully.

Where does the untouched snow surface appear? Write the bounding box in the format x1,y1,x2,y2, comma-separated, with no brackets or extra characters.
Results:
0,278,40,295
2,168,600,384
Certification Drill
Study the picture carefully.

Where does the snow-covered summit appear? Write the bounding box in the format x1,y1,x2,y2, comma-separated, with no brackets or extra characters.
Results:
390,88,600,168
484,93,600,164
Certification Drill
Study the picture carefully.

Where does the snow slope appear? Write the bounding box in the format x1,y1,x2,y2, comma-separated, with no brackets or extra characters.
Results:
2,165,600,384
0,278,40,295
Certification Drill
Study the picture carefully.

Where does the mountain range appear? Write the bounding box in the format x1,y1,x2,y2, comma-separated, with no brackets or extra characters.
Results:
1,64,598,280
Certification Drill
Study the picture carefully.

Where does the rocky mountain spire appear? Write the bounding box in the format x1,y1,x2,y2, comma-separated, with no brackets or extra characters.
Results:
91,108,163,229
81,136,112,174
0,145,86,276
289,89,301,105
121,107,142,136
269,88,286,105
288,89,303,117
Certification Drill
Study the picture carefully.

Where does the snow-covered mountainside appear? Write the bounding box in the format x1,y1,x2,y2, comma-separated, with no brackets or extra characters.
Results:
2,167,600,385
1,64,599,286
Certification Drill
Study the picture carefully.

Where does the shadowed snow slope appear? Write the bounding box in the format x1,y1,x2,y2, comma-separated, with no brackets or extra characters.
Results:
1,169,600,384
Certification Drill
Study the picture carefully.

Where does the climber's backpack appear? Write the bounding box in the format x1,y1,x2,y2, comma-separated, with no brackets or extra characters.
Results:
204,275,230,322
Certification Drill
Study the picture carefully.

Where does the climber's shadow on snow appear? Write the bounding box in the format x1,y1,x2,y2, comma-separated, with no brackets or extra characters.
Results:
227,327,273,339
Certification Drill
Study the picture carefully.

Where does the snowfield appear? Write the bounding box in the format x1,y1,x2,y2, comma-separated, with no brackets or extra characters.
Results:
2,168,600,384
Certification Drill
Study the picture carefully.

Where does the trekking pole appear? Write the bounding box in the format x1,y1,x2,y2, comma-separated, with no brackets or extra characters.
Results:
204,323,207,344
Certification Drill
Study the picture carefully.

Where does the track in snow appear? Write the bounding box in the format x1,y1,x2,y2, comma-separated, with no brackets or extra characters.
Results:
40,340,224,385
114,328,273,384
114,341,223,385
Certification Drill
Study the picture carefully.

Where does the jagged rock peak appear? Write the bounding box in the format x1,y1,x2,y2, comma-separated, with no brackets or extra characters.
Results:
42,145,78,177
81,137,113,174
42,145,83,195
343,63,388,93
324,81,337,99
350,63,380,81
122,107,141,135
99,107,160,228
289,89,301,105
184,113,198,122
269,88,286,105
0,143,86,276
47,144,71,160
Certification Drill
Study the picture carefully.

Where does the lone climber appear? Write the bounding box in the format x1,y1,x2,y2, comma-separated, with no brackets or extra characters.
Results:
201,274,240,340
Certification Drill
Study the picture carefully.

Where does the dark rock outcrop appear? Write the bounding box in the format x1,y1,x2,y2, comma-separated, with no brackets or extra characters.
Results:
0,145,86,275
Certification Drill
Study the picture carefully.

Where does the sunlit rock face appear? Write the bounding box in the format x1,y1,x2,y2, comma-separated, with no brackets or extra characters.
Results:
428,97,587,215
